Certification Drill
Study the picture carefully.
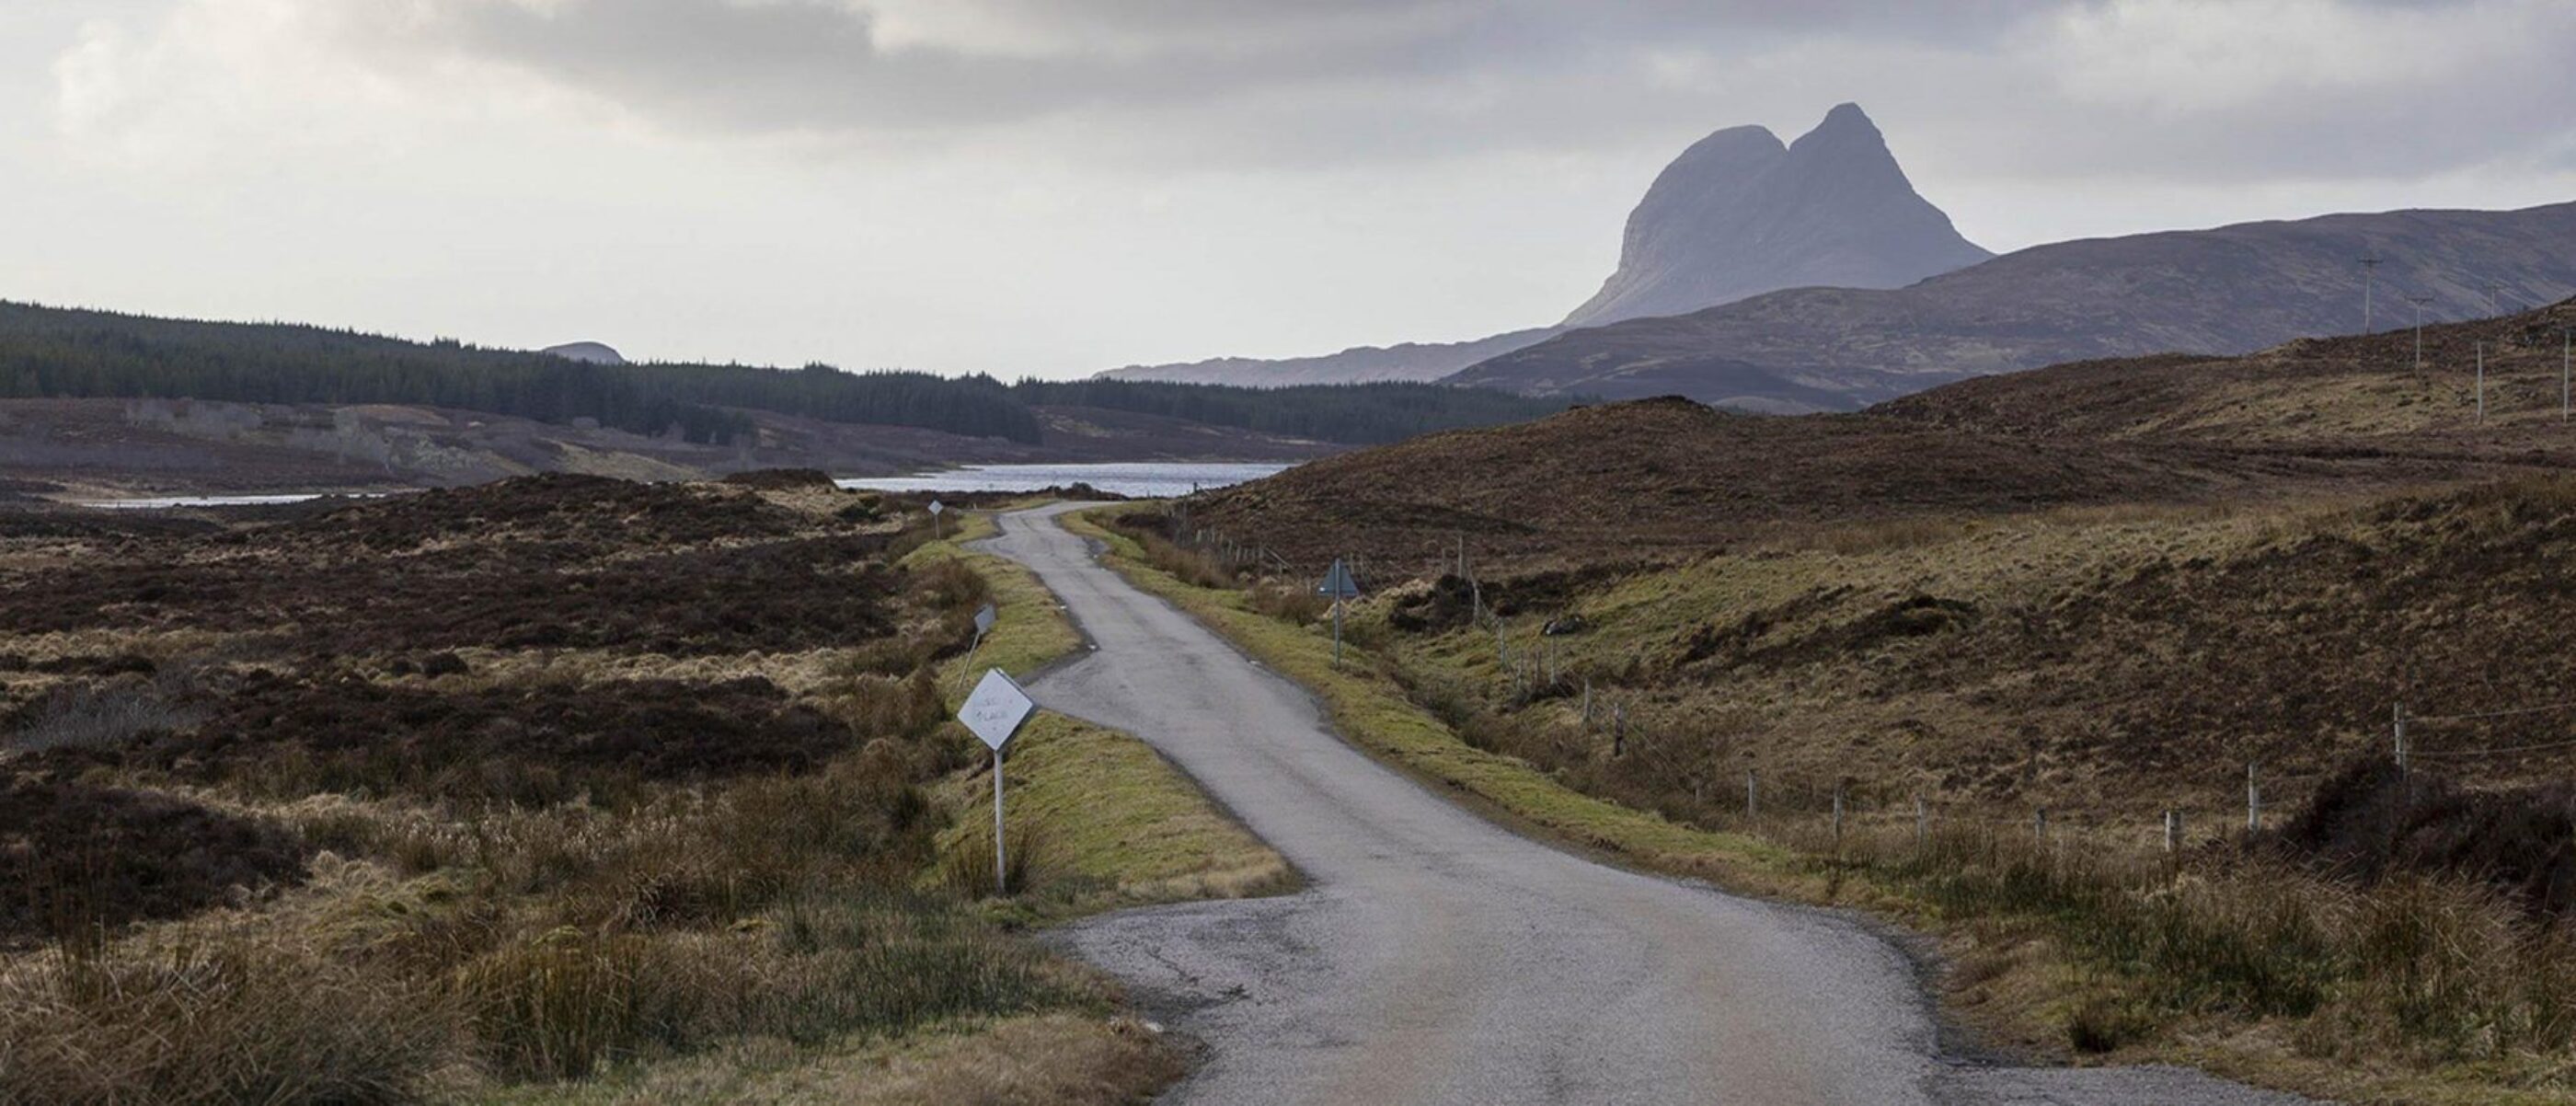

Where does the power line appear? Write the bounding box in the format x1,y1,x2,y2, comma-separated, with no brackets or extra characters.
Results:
2408,295,2435,369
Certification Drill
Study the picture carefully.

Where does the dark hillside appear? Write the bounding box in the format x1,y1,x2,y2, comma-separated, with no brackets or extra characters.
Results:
0,303,1565,480
0,302,1039,444
1880,297,2576,448
1180,395,2490,569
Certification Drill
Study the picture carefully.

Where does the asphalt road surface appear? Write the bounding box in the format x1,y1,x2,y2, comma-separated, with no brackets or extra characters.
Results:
984,503,2317,1106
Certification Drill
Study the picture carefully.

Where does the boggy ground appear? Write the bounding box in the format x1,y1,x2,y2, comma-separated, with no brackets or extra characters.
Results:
1105,492,2576,1103
0,472,1266,1105
1122,308,2576,1103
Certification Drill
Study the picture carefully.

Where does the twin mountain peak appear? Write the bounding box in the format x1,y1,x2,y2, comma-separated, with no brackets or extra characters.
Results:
1100,102,1991,387
1565,102,1990,328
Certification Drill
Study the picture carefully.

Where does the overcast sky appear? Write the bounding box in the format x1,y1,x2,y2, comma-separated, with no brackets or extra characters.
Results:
5,1,2572,377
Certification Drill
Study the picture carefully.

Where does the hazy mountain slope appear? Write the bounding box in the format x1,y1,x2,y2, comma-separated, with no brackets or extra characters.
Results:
1562,103,1991,328
1455,202,2576,411
1098,328,1560,386
542,341,626,364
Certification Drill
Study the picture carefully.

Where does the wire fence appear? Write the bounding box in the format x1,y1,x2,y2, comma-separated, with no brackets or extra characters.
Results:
1162,509,2576,862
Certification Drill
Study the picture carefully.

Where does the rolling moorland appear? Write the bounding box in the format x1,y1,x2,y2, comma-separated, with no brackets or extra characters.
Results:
1114,298,2576,1102
0,301,1569,498
0,473,1286,1104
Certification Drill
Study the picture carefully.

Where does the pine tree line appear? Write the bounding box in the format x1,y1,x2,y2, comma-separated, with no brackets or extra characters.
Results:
1,302,1570,448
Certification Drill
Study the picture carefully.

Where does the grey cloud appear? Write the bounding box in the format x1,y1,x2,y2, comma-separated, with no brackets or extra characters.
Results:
377,0,2030,134
345,0,2571,183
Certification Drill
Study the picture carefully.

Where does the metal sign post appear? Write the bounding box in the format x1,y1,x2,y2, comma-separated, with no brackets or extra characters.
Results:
928,500,947,541
958,669,1037,894
949,602,1002,698
1317,558,1362,664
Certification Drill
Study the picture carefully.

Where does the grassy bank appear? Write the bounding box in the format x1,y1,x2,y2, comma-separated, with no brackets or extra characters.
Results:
906,507,1292,923
1067,501,2576,1106
0,483,1275,1105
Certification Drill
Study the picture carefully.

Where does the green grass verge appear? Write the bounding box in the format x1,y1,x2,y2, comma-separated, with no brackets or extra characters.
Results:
488,1012,1179,1106
1054,507,1799,886
911,506,1291,921
497,505,1282,1104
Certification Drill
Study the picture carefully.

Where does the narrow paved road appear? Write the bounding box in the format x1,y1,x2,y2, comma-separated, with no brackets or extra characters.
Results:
984,504,2314,1106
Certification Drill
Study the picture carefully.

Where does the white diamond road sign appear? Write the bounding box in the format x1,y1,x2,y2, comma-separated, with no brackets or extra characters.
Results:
959,668,1036,754
927,500,946,516
973,602,998,639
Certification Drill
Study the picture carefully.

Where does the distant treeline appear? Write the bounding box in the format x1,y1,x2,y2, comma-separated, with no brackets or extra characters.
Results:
0,303,1039,444
0,302,1567,446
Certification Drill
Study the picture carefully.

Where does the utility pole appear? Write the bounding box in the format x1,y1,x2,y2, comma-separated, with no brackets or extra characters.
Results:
2358,255,2383,332
2393,702,2408,775
2485,282,2504,317
1831,786,1845,848
2409,295,2434,369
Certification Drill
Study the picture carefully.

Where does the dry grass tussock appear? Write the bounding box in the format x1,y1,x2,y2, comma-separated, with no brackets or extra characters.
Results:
493,1013,1181,1106
1753,808,2576,1075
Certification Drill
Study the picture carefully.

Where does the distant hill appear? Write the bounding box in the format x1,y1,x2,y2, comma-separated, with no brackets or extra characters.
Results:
1168,395,2279,566
0,302,1038,445
1878,296,2576,449
1562,103,1989,328
1453,202,2576,411
1099,328,1560,387
0,302,1578,494
542,341,626,365
1100,102,1979,388
1174,301,2576,567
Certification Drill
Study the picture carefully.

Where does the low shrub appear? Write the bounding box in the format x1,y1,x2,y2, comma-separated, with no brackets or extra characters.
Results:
6,675,201,754
1248,582,1329,626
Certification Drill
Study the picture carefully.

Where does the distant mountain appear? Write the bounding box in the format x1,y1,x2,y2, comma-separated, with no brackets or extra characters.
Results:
1099,328,1559,386
543,341,626,365
1101,102,1979,388
1562,103,1991,328
1452,202,2576,411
